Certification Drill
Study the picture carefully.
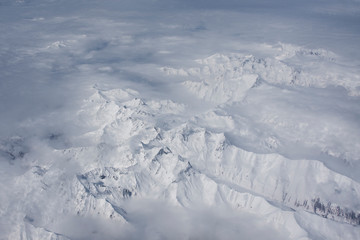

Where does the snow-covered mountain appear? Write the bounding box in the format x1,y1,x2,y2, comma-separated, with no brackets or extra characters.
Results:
1,0,360,239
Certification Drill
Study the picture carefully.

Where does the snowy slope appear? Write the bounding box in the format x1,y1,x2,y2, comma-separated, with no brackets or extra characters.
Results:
1,0,360,239
1,78,359,239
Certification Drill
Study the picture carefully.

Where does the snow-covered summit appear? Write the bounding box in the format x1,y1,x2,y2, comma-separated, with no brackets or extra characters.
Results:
1,0,360,239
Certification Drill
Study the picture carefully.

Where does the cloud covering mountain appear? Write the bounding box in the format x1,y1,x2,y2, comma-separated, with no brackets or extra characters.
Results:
1,0,360,239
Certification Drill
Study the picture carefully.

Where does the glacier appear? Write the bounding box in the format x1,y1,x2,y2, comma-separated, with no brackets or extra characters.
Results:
1,0,360,239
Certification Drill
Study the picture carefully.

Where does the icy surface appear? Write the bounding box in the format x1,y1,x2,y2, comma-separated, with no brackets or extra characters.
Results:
1,0,360,239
